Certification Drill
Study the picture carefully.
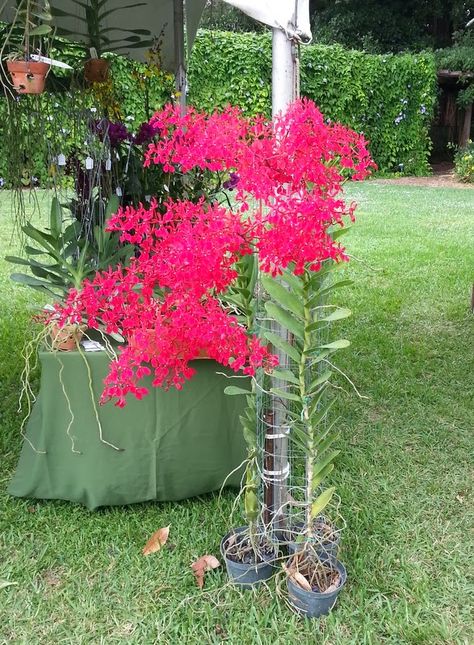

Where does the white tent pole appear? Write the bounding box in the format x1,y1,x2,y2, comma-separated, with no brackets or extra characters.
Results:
262,23,298,535
272,28,296,117
174,0,187,114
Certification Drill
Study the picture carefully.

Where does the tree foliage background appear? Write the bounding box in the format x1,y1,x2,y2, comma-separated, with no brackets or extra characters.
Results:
200,0,472,52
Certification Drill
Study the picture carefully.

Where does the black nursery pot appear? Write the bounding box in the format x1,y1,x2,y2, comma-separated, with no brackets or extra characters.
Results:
220,526,275,588
287,557,347,618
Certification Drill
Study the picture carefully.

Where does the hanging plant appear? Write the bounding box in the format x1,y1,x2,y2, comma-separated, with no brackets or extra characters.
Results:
52,0,154,85
2,0,54,95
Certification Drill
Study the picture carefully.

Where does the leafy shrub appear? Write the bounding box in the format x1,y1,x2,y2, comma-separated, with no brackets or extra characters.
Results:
188,30,437,174
453,140,474,182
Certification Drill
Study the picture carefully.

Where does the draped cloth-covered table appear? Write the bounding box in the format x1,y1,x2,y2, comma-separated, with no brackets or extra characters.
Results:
8,350,247,510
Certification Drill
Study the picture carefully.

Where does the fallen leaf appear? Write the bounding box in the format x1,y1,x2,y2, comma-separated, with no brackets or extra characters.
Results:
289,570,312,592
142,526,170,555
455,493,464,503
0,580,18,590
191,554,221,589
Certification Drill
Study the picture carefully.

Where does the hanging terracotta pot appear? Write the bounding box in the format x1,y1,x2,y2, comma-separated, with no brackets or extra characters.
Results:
6,60,49,94
84,58,109,83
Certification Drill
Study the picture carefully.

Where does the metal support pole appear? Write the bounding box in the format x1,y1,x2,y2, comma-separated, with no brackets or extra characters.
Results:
272,28,297,117
173,0,187,115
263,24,298,535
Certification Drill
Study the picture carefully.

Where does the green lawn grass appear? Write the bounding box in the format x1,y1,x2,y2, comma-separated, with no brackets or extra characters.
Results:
0,184,473,644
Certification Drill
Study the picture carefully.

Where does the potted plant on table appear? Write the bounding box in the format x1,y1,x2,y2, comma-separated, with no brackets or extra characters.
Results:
6,195,132,350
3,0,53,94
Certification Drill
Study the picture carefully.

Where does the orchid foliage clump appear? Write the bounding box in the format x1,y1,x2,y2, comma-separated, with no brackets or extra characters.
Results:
54,98,374,533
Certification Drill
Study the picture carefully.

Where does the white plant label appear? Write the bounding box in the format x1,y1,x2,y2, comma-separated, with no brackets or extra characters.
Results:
85,157,94,170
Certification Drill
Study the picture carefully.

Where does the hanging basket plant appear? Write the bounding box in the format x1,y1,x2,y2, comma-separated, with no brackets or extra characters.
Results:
2,1,54,95
51,0,153,85
6,58,49,94
83,56,109,83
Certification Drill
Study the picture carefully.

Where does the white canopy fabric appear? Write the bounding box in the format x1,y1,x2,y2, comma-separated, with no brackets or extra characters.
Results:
224,0,312,42
1,1,207,72
1,1,312,70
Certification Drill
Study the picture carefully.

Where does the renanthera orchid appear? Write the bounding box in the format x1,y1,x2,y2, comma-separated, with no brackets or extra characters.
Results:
55,99,374,409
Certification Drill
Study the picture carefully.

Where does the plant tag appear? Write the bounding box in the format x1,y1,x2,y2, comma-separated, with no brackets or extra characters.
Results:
30,54,72,69
89,47,98,59
85,157,94,170
116,187,122,197
105,159,112,171
145,195,151,202
57,154,66,166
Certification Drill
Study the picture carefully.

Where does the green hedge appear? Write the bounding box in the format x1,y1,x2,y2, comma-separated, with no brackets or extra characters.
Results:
189,31,437,175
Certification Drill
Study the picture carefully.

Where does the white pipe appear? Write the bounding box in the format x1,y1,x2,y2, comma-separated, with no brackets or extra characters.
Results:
174,0,186,114
272,27,296,116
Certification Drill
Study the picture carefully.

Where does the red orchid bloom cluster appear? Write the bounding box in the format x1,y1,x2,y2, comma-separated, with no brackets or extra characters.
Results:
56,99,375,406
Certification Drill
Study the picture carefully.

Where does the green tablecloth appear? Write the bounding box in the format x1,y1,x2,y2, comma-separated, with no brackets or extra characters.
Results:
8,350,247,510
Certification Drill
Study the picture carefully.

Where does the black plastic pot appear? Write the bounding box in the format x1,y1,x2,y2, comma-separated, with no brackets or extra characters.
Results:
287,557,347,618
220,526,275,588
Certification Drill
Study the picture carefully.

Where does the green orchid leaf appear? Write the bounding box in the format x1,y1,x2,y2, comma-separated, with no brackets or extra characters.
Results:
323,307,352,322
308,279,354,307
320,339,351,350
261,274,304,319
105,195,120,220
224,386,252,396
265,302,304,340
306,308,352,332
281,268,304,294
331,226,352,241
22,223,56,250
308,369,332,392
29,24,52,36
310,487,335,519
270,368,300,386
312,451,340,487
270,387,301,402
24,246,45,256
264,331,301,363
244,489,259,522
308,385,330,416
308,401,336,433
4,255,30,266
311,463,334,489
317,430,340,457
10,273,63,296
49,198,62,239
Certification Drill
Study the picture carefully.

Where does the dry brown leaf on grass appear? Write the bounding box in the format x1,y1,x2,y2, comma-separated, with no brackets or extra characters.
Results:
191,555,221,589
142,526,170,555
